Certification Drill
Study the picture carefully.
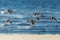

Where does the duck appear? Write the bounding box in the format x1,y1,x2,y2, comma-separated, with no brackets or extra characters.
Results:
51,17,57,22
5,20,12,24
27,19,35,26
1,9,15,14
33,12,46,18
6,9,15,14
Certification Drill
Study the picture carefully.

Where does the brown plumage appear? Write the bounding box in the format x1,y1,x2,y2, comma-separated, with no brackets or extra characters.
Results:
33,12,38,17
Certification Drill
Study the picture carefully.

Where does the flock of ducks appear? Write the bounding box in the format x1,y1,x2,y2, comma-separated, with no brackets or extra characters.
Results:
0,9,15,25
0,8,58,26
27,12,57,26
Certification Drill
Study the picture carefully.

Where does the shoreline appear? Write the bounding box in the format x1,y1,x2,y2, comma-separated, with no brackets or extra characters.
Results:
0,34,60,40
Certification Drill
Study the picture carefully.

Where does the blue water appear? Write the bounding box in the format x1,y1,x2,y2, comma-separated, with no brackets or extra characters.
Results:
0,0,60,34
